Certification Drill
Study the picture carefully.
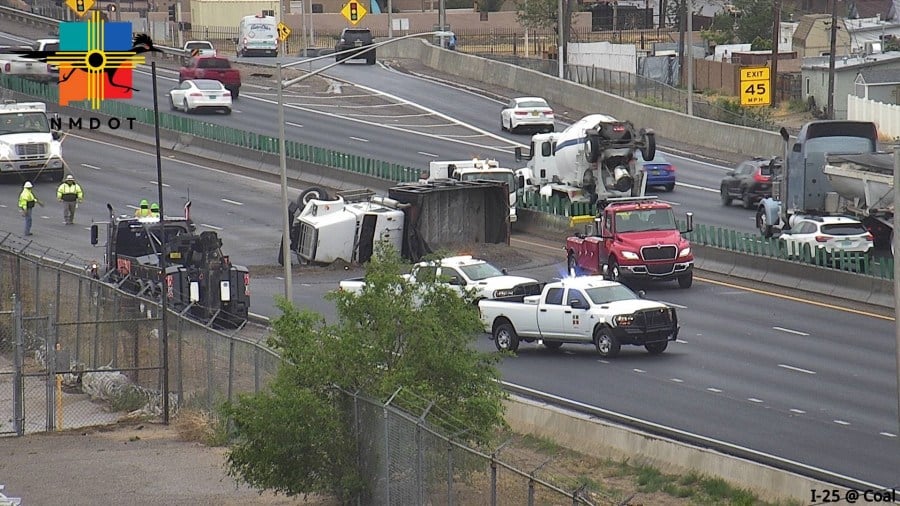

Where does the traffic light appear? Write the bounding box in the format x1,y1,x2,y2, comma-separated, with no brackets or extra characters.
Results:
167,4,176,21
107,3,116,12
349,2,358,21
75,0,85,12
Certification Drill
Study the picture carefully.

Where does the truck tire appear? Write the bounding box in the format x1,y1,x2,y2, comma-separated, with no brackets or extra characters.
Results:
493,321,520,352
566,252,577,276
677,271,693,288
645,341,668,354
756,208,773,238
639,129,656,161
741,190,753,209
594,327,620,358
720,185,732,206
297,187,329,207
585,134,600,163
606,258,621,283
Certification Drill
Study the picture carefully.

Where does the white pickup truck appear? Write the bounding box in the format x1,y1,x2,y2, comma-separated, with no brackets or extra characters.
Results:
478,276,679,357
338,255,542,302
0,39,59,83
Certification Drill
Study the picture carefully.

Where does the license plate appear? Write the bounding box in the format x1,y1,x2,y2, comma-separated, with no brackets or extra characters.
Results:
652,170,660,175
531,111,539,116
208,95,217,99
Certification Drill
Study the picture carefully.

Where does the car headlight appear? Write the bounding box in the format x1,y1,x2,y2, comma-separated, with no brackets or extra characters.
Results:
493,288,514,298
678,247,691,258
614,314,634,327
621,251,639,260
0,144,10,159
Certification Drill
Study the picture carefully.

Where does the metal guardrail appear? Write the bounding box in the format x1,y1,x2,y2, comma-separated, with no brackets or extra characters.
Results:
502,381,897,494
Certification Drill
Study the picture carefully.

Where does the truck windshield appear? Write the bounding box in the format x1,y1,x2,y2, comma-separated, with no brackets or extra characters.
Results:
459,262,504,281
0,112,49,134
614,209,677,232
460,172,517,191
584,284,638,304
117,224,186,257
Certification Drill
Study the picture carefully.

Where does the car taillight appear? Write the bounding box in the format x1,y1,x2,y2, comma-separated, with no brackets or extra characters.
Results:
515,111,528,115
190,92,202,96
665,165,676,172
753,171,769,182
223,91,231,96
3,63,9,72
815,236,829,242
244,273,250,296
612,123,625,132
545,109,554,116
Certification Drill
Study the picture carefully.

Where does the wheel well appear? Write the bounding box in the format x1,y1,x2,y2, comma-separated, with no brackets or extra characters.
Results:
492,317,512,334
592,323,611,337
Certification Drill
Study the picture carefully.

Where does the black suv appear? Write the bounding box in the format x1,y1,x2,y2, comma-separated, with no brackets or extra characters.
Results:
335,28,375,64
720,156,780,209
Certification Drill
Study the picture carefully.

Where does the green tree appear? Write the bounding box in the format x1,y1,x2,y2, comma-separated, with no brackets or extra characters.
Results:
732,0,773,45
700,12,736,46
223,245,507,500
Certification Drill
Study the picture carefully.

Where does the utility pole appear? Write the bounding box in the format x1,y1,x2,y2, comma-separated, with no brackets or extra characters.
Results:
771,0,782,108
557,0,564,78
686,0,693,115
678,0,685,86
826,0,839,119
894,144,900,438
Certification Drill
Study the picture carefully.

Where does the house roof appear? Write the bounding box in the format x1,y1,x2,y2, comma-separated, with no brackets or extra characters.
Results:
857,68,900,83
851,0,895,19
802,50,900,70
793,14,831,42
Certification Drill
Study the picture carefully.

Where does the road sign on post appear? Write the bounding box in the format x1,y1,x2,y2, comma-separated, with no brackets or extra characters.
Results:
342,1,367,25
277,22,292,41
740,66,771,107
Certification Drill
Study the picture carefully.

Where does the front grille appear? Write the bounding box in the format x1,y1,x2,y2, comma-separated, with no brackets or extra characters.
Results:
641,245,677,261
297,222,317,261
636,307,674,330
16,143,48,157
646,263,675,275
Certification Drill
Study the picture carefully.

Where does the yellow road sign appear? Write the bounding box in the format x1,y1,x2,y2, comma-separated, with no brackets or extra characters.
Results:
341,1,367,25
740,66,771,107
66,0,95,17
277,22,292,42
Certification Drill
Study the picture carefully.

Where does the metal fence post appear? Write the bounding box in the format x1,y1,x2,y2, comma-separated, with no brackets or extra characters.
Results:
490,454,498,506
13,294,24,436
92,284,100,368
227,338,235,403
75,277,82,363
206,329,214,410
176,315,184,404
447,441,453,506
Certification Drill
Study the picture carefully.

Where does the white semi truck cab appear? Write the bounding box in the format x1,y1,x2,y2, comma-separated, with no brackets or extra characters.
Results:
0,101,64,182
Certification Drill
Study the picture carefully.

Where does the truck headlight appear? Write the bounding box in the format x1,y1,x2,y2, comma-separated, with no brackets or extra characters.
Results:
614,314,634,327
621,251,639,260
49,142,61,157
493,288,514,298
678,247,691,258
0,145,10,159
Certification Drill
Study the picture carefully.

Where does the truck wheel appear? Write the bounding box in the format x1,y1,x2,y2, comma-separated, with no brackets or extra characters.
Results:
677,271,693,288
720,185,732,206
594,328,620,358
645,341,668,354
639,129,656,161
493,322,520,352
543,341,563,350
756,208,773,238
585,134,600,163
606,258,621,282
231,88,240,100
566,252,577,276
297,187,329,207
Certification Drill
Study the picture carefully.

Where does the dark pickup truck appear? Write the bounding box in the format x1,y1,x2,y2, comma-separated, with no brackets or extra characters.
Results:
179,56,241,99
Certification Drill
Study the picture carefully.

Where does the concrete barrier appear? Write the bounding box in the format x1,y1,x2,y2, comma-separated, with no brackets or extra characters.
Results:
378,39,786,158
503,395,863,504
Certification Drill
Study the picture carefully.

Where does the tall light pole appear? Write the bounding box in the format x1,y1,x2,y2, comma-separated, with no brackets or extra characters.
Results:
557,0,564,78
893,143,900,437
826,0,839,119
771,0,782,109
686,0,693,116
151,62,169,425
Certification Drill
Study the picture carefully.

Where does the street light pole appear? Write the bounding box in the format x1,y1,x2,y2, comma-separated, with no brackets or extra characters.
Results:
557,0,563,78
686,0,693,116
151,62,169,425
893,143,900,437
278,63,293,303
826,0,839,119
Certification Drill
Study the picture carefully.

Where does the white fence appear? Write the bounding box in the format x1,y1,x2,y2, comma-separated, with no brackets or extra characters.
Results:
847,95,900,141
568,41,637,73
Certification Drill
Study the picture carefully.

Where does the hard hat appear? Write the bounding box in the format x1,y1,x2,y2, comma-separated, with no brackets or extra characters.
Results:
150,202,159,211
140,199,149,207
65,174,74,181
24,181,33,188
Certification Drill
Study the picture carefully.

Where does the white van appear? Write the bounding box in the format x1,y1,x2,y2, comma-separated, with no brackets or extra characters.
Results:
237,14,278,57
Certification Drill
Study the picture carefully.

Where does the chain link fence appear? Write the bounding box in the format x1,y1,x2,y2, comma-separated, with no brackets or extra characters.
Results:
0,233,279,435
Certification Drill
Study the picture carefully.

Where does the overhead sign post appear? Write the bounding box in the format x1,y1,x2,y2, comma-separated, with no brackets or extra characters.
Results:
740,66,771,107
341,1,367,25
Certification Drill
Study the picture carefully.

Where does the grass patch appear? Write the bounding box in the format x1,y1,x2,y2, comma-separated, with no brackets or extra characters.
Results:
174,409,229,447
109,386,149,412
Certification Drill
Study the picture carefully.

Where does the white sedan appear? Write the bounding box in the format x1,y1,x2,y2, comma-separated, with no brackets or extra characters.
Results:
169,79,232,115
500,97,555,134
779,215,873,256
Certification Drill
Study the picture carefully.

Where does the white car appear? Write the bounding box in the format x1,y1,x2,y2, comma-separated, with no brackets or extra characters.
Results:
169,79,232,115
500,97,555,134
779,215,873,256
183,40,216,57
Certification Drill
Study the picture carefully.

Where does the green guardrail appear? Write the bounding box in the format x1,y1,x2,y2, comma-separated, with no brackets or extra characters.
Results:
1,76,421,184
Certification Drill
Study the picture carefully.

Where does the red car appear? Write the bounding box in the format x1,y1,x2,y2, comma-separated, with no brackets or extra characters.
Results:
179,56,241,99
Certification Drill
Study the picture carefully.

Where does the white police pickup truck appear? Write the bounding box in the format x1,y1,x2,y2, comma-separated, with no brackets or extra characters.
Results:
477,276,679,357
338,255,541,303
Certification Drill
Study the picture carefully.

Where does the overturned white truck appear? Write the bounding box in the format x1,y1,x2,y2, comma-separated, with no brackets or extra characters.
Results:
278,180,512,266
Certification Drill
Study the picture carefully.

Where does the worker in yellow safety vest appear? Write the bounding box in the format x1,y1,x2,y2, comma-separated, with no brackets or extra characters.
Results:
135,199,152,217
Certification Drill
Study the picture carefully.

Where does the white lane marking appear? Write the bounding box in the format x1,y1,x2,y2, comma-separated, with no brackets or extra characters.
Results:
778,363,816,375
772,326,809,336
748,398,764,403
149,180,170,188
418,151,439,157
707,387,722,393
790,409,806,414
658,300,688,309
597,359,609,364
221,198,244,206
349,136,369,143
200,223,222,230
286,121,304,128
232,109,242,113
670,378,684,383
673,181,718,193
833,420,851,426
880,432,897,438
675,339,688,344
633,368,646,373
81,163,102,170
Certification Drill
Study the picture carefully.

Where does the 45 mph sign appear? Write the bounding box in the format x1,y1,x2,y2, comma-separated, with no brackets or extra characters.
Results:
740,66,771,106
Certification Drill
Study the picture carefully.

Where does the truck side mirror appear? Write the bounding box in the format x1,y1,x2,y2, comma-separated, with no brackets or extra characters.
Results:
792,143,801,153
51,130,62,141
637,290,646,298
447,276,463,286
569,299,587,310
684,212,693,233
517,175,525,189
501,268,508,275
514,147,522,162
90,224,99,245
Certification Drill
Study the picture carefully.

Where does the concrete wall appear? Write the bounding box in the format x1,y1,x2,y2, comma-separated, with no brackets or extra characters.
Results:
377,38,784,158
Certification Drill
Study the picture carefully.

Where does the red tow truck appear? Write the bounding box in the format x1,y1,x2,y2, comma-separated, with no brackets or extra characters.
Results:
565,197,695,288
178,56,242,99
